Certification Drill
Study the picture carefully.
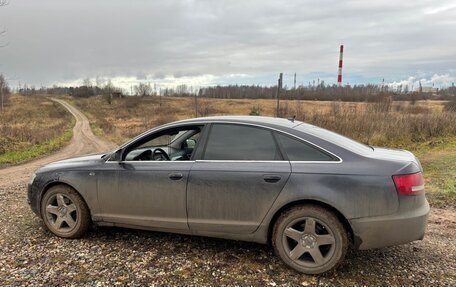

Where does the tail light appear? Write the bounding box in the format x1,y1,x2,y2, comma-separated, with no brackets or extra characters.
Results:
392,172,425,196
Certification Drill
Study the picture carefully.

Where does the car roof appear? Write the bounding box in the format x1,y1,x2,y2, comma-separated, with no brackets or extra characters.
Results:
171,115,308,129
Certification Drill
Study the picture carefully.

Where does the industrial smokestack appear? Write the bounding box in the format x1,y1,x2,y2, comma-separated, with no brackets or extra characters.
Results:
337,45,344,86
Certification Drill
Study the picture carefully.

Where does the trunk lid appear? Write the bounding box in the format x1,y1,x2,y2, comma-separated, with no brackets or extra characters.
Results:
370,147,423,171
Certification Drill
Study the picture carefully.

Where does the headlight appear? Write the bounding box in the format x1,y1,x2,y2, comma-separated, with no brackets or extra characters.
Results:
29,173,37,185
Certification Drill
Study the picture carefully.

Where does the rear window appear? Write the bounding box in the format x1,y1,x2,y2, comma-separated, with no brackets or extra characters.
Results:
277,134,336,161
294,123,373,155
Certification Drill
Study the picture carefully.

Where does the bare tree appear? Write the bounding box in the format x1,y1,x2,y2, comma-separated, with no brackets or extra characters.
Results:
82,77,92,87
134,82,152,96
0,74,10,112
104,80,114,104
95,76,104,88
0,0,7,108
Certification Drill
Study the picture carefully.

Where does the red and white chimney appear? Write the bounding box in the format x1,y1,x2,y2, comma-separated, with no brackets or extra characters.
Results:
337,45,344,86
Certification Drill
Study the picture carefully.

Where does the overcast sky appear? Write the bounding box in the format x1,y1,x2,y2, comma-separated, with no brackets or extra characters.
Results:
1,0,455,90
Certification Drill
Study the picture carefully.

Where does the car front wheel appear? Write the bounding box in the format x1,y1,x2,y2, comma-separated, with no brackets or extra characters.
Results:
272,205,348,274
40,185,90,238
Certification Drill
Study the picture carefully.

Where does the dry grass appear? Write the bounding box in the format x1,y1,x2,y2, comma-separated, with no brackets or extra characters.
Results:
298,101,456,148
0,95,73,164
70,95,452,148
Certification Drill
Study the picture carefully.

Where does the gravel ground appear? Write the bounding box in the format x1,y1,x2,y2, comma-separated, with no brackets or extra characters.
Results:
1,100,455,286
0,182,455,286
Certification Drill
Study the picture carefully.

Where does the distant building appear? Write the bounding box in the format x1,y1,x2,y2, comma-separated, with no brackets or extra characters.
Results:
112,91,123,98
416,86,439,93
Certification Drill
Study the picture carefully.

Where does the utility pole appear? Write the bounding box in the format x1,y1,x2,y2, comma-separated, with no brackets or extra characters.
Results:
0,80,3,113
293,73,296,89
194,90,198,118
159,87,162,107
276,73,283,117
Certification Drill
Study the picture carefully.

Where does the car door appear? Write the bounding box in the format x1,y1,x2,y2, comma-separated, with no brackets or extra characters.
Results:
187,123,291,234
97,125,203,230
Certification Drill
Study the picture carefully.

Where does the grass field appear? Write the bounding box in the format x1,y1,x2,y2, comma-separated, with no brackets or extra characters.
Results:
0,95,74,165
414,138,456,207
70,95,456,207
70,95,452,145
0,95,454,206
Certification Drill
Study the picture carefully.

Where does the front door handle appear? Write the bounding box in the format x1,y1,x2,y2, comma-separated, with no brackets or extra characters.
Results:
169,172,183,180
263,175,282,183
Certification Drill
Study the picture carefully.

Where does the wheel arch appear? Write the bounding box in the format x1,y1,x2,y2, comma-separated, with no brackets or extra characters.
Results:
39,181,90,217
267,199,354,245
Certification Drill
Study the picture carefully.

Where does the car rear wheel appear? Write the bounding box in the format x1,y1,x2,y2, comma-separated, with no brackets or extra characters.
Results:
40,185,90,238
272,205,348,274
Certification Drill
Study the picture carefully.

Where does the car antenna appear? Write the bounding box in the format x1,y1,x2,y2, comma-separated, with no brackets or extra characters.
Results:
288,115,296,122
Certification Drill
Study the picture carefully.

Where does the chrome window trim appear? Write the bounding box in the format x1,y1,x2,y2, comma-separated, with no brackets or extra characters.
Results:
195,160,289,163
107,160,341,164
106,160,196,164
194,160,341,164
289,160,342,164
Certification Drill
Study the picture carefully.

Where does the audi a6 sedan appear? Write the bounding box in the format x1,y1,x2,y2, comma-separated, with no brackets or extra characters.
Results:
28,116,429,274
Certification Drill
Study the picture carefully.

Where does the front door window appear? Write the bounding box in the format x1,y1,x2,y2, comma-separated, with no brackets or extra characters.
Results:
124,127,202,161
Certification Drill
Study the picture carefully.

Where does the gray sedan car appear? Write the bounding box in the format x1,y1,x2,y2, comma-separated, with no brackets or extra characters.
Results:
28,116,429,274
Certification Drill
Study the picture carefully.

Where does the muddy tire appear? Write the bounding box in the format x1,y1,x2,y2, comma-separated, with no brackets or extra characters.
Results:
272,205,348,274
40,185,91,238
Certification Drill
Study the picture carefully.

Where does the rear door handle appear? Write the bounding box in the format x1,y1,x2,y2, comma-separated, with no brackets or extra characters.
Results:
263,175,282,183
169,172,183,180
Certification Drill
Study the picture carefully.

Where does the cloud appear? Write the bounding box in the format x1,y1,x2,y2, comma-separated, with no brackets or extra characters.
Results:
387,74,456,90
0,0,455,88
135,72,148,81
153,72,166,80
425,4,456,14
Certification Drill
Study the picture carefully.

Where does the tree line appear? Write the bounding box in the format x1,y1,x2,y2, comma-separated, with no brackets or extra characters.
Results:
11,78,456,102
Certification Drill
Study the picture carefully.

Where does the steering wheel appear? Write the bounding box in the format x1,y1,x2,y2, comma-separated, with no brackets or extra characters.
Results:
152,148,170,161
133,149,152,161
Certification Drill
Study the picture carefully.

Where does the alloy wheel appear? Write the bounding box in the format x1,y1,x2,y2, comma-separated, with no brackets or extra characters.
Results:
44,193,79,233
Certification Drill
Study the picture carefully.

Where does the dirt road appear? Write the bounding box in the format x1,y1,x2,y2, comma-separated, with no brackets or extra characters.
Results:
0,100,454,286
0,98,116,188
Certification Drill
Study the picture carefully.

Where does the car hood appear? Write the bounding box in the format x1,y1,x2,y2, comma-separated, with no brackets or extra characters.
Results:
37,153,106,173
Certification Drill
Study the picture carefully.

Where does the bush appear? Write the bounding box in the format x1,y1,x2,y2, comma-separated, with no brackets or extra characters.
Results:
198,100,216,117
249,106,261,116
444,97,456,112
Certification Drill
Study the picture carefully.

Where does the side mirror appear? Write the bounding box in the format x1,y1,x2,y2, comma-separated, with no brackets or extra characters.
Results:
185,139,196,148
111,149,123,162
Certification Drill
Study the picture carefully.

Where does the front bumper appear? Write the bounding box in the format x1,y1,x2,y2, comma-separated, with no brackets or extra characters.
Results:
27,183,41,217
349,199,430,250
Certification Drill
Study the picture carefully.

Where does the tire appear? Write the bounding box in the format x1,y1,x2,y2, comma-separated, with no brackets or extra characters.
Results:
40,185,91,238
272,205,348,274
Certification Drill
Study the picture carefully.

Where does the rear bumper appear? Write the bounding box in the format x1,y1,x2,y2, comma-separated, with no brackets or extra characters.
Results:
349,199,430,250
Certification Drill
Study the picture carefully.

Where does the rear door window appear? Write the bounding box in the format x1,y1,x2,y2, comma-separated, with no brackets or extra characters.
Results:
203,124,281,160
277,133,337,161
